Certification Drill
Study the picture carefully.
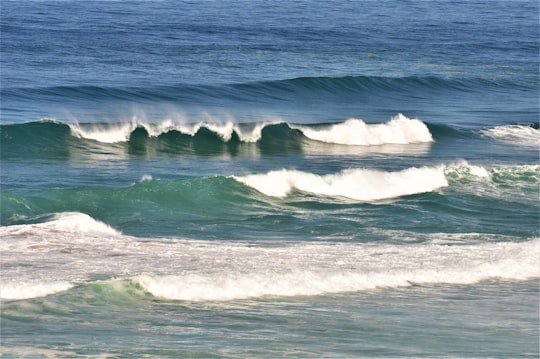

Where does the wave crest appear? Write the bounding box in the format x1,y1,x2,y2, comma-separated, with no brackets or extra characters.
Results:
233,166,448,201
67,114,432,145
292,114,433,145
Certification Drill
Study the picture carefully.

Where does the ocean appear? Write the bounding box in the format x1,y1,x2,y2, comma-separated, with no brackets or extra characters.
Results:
1,0,539,357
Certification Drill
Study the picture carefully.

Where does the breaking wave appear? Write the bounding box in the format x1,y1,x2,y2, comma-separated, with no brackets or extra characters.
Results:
1,212,538,301
481,124,540,147
233,166,448,201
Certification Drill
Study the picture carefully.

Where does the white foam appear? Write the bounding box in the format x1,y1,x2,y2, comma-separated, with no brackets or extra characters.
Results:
70,121,137,143
443,161,539,201
1,213,538,300
444,160,490,179
292,114,433,145
45,212,121,236
0,281,73,300
68,114,283,144
3,212,121,238
481,124,540,147
139,174,153,182
135,239,540,301
233,166,448,201
174,120,280,142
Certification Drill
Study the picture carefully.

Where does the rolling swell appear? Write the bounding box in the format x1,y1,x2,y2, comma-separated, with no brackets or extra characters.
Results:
2,75,532,105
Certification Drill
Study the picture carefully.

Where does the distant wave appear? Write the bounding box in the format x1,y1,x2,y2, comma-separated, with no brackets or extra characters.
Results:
11,116,539,157
1,115,436,159
1,212,538,300
67,113,432,145
2,75,532,105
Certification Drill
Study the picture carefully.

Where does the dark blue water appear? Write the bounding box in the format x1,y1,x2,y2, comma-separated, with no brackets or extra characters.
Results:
1,1,539,357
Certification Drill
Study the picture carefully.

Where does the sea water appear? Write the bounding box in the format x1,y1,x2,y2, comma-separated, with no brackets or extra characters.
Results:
1,1,539,357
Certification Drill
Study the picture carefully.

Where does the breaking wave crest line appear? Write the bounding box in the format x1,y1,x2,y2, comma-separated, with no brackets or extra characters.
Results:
68,118,283,143
291,113,433,145
233,162,539,201
66,114,432,145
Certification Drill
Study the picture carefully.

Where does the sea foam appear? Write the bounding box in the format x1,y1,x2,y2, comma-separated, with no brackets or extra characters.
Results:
134,239,540,301
292,114,433,145
233,166,448,200
0,282,73,300
481,124,540,147
1,213,538,301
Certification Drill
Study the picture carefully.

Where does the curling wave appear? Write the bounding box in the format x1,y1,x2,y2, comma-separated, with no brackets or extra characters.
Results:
1,114,431,145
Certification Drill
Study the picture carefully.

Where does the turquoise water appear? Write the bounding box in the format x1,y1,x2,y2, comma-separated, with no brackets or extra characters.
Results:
1,1,539,357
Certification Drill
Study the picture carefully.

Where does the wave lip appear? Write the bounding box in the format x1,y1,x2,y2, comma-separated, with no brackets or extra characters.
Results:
233,166,448,201
292,113,433,145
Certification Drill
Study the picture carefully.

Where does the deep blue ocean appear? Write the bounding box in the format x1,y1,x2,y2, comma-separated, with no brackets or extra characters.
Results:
1,1,539,357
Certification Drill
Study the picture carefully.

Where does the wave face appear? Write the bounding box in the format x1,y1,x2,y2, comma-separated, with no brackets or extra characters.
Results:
1,212,538,301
